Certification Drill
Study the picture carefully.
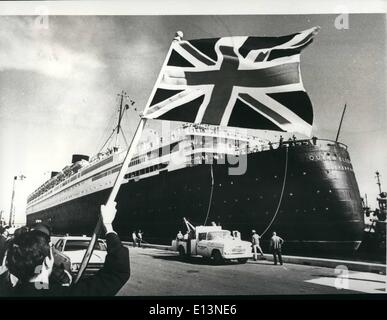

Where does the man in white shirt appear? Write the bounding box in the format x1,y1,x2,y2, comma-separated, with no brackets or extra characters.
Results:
251,230,264,261
270,232,284,265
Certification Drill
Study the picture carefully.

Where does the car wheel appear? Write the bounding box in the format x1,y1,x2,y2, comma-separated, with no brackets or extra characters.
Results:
237,258,248,264
212,250,223,265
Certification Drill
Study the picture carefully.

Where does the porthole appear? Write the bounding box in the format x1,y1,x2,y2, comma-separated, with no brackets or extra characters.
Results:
309,155,314,160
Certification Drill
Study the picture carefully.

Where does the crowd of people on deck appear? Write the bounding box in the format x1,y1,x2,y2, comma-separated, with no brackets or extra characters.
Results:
267,135,319,150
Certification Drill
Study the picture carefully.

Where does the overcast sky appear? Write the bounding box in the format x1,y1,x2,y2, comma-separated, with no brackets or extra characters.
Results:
0,14,385,223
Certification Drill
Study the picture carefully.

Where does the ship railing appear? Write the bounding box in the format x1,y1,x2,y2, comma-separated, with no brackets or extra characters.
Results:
313,138,348,150
182,125,255,141
246,138,348,154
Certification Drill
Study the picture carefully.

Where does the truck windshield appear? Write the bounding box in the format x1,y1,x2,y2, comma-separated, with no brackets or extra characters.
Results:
207,231,232,240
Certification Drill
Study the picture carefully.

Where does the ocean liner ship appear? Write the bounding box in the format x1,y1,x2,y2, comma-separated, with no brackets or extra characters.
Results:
26,121,364,253
26,28,365,254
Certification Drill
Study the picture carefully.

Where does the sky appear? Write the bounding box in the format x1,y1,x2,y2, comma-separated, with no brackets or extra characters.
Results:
0,13,385,224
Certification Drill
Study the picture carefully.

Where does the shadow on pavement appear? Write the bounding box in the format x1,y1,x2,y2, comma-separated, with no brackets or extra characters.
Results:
148,252,248,267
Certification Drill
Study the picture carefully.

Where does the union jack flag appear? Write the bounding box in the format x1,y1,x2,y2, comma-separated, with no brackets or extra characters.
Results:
143,27,320,136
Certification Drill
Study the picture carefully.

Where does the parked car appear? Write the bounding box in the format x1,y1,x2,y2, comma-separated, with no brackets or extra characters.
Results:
54,236,107,276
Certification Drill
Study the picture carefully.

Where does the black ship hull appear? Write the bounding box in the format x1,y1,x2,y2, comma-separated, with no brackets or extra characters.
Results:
27,142,364,255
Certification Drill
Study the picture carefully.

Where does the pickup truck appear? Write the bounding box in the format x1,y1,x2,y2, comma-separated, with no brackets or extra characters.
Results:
171,225,252,264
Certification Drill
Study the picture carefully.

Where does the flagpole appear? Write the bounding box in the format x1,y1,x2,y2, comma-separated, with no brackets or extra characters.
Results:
74,32,182,283
335,103,347,143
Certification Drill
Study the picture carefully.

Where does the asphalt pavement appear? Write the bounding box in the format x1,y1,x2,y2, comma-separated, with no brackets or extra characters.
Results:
117,247,386,296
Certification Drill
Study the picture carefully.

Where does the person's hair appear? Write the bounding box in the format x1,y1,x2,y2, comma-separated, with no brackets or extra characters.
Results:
13,226,29,239
6,230,51,283
30,223,51,237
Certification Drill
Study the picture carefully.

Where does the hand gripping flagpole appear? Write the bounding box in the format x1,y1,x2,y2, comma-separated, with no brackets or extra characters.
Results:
74,32,183,283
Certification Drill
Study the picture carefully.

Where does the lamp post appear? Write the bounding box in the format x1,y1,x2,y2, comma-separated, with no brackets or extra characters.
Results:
8,174,26,227
0,210,4,227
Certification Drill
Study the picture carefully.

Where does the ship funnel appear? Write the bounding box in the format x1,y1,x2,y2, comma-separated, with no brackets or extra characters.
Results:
72,154,89,163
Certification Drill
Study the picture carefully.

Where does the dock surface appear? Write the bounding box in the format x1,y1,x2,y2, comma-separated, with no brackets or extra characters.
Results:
117,247,386,296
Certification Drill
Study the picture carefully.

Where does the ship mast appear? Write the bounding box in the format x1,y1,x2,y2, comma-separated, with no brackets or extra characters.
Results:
115,90,128,148
115,91,125,144
98,91,135,153
375,171,382,195
335,103,347,142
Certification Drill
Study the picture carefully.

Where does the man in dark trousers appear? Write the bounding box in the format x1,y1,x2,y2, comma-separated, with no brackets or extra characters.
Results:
0,201,130,297
270,232,284,265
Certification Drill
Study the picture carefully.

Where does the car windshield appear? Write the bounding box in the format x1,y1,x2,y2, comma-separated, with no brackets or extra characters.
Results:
64,240,107,251
207,231,232,240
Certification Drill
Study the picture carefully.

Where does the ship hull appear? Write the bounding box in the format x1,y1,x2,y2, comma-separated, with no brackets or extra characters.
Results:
27,142,364,255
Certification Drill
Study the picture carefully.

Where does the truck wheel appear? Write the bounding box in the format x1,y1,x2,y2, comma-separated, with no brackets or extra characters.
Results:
212,250,223,265
237,258,248,264
178,246,186,259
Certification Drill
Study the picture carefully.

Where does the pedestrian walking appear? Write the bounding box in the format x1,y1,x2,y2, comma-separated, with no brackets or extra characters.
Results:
132,231,137,248
251,230,264,261
137,230,143,248
270,232,284,265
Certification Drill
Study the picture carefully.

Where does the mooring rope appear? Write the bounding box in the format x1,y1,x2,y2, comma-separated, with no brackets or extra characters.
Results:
261,146,289,236
204,164,215,226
